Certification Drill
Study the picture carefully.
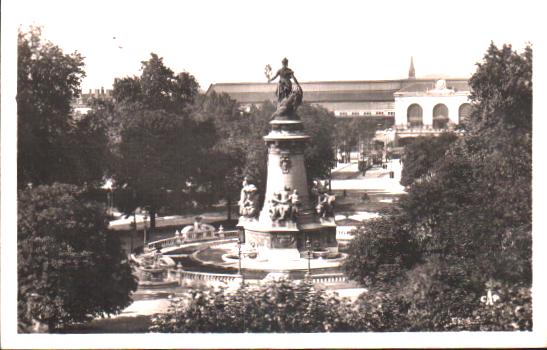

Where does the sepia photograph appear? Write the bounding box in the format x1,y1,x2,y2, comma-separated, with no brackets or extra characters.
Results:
1,0,546,348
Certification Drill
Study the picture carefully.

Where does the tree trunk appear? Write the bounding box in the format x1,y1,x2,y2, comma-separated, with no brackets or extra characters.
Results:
133,211,138,248
227,196,232,221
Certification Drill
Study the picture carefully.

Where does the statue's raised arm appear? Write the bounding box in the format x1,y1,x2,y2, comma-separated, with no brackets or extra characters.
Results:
266,58,303,119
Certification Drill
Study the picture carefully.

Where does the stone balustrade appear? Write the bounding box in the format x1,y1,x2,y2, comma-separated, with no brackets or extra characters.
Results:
178,270,241,284
310,273,347,284
176,269,346,286
147,236,179,250
147,230,239,251
336,228,357,240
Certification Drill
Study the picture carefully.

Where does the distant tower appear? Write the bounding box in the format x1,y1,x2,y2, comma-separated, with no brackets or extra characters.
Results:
408,56,416,79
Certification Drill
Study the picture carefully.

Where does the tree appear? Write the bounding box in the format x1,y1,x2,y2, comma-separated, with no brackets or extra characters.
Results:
114,53,200,113
299,104,337,184
112,76,143,107
468,42,532,133
66,109,115,185
194,91,249,220
400,133,458,187
17,27,94,187
18,184,137,331
343,215,421,286
109,53,209,235
334,118,381,161
400,42,532,284
140,54,176,110
115,109,215,234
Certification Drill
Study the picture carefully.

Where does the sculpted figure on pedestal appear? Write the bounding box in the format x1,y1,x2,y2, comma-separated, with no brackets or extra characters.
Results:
312,180,335,219
269,186,300,223
316,192,335,218
290,189,301,221
153,247,163,268
238,176,259,218
266,58,303,119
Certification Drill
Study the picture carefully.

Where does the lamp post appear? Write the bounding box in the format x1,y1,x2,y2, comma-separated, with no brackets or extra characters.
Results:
237,237,244,283
306,238,312,278
143,210,148,246
237,238,242,274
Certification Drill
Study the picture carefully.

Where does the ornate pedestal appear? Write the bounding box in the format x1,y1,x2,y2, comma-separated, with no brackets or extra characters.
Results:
240,118,337,262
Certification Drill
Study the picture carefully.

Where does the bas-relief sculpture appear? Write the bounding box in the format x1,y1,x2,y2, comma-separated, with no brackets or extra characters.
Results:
279,153,291,174
268,186,301,224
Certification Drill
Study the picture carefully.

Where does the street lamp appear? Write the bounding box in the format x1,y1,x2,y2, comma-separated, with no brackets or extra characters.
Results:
143,210,149,246
306,238,312,278
237,238,242,275
237,237,245,284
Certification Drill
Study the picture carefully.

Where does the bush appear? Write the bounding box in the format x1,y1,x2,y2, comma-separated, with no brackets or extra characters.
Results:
149,279,357,333
343,215,421,286
352,260,532,331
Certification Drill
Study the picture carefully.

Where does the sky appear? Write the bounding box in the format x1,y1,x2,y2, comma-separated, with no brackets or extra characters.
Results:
10,0,540,91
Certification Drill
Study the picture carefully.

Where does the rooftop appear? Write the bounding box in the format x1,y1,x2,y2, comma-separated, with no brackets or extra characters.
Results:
208,78,470,104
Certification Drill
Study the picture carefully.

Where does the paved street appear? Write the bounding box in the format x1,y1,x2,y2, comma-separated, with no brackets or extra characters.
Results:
331,159,405,194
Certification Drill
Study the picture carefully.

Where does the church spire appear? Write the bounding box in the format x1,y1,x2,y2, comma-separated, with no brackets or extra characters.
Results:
408,56,416,79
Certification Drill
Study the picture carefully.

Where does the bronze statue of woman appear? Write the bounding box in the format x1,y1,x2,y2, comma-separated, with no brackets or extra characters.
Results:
268,58,301,102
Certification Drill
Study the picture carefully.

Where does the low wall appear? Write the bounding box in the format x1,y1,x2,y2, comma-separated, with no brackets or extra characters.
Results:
178,270,242,288
147,230,239,251
175,268,347,288
311,273,347,284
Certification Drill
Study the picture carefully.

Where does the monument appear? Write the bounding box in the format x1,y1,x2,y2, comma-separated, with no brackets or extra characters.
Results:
238,58,337,262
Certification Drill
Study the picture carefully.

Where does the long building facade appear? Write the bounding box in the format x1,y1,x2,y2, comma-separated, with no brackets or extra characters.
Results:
207,59,472,154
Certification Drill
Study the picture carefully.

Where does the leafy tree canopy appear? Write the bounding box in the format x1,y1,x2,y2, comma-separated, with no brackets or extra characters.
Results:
112,53,200,113
334,118,381,153
468,42,532,132
18,184,137,331
344,215,421,286
191,91,249,219
400,133,458,187
17,27,110,187
106,53,211,231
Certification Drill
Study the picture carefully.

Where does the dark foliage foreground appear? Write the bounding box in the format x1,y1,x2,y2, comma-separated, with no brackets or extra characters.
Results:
149,277,531,333
150,279,359,333
18,184,138,331
343,42,532,332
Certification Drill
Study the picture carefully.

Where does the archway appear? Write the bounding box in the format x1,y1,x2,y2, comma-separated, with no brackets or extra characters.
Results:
433,103,449,129
459,103,472,124
407,104,423,128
